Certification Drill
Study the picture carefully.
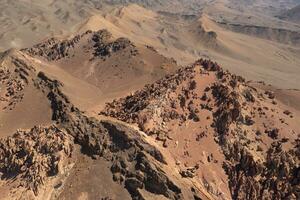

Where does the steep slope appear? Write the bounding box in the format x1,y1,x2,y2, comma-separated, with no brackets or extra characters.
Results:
0,35,299,199
0,55,210,200
1,2,300,90
0,27,178,133
22,29,178,110
0,50,52,137
102,59,300,199
1,2,300,200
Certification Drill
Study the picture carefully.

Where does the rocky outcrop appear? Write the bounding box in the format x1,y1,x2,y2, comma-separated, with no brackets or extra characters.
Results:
0,125,73,195
23,34,82,60
0,52,192,199
23,29,137,61
100,63,201,134
207,62,300,199
2,51,299,200
101,59,300,200
31,69,185,199
211,83,242,138
0,55,35,110
92,31,136,58
104,122,182,199
223,140,300,200
194,58,221,72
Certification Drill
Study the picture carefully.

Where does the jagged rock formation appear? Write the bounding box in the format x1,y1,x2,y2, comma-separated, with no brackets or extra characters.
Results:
0,125,73,195
23,30,135,61
0,53,203,200
36,71,193,200
0,52,35,110
223,140,300,200
1,34,299,200
101,59,300,199
21,29,177,94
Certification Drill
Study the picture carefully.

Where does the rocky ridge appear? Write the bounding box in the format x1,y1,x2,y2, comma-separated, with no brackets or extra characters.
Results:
0,51,35,110
20,28,177,93
23,30,136,61
0,53,204,199
0,125,73,195
101,59,300,199
1,45,299,199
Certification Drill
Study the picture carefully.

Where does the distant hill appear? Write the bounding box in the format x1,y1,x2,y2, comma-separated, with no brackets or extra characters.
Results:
278,4,300,24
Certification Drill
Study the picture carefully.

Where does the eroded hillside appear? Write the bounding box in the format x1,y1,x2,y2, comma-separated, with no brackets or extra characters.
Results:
0,1,300,199
102,59,300,199
0,53,208,200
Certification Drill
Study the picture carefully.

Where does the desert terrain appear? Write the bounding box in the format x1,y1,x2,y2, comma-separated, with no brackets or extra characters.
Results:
0,1,300,200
